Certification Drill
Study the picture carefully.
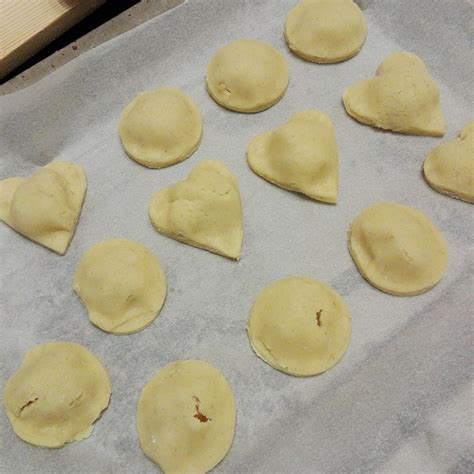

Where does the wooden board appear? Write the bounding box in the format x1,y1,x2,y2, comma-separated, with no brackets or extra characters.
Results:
0,0,105,79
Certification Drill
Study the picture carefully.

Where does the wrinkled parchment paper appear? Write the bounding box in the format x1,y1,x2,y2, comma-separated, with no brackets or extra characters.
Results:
1,1,473,472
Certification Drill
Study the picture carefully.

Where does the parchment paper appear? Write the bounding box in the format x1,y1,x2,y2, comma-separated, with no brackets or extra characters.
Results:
0,1,473,472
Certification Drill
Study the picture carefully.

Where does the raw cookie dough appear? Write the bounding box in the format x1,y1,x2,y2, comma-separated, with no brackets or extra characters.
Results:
73,239,166,334
285,0,367,63
348,202,448,295
206,39,289,113
3,342,111,448
343,52,445,136
149,160,243,259
137,360,235,473
247,110,338,203
423,121,474,203
247,277,351,376
0,161,86,255
118,87,202,168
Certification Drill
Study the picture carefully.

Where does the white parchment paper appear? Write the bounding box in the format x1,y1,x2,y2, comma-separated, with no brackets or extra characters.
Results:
1,1,473,472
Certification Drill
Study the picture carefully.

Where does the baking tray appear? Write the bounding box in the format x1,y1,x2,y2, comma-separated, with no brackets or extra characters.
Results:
0,1,473,472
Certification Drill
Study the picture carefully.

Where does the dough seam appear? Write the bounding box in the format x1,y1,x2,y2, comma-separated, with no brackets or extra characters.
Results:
247,158,337,204
205,82,288,114
150,221,241,261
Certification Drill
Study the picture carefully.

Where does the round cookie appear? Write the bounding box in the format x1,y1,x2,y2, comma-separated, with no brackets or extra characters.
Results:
348,202,448,295
73,239,166,334
118,87,202,168
206,39,289,113
136,360,235,473
247,277,351,376
285,0,367,63
3,342,111,448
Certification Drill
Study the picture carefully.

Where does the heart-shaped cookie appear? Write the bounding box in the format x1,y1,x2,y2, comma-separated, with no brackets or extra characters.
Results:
149,160,243,259
423,121,474,203
343,52,445,136
247,110,338,203
0,161,86,255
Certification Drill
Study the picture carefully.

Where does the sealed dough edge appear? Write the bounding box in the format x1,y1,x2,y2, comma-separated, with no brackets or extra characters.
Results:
248,326,348,378
73,282,167,335
423,170,474,204
149,216,242,260
3,342,111,448
423,121,474,203
342,84,446,137
0,161,87,255
205,80,288,114
247,159,337,203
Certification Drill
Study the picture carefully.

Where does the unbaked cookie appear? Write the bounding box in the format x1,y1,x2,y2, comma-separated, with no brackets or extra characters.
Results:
149,160,243,259
343,52,445,136
285,0,367,63
423,121,474,203
119,87,202,168
348,202,448,295
137,360,235,473
73,239,166,334
3,342,111,448
0,161,86,255
206,39,288,113
247,110,338,203
247,277,351,376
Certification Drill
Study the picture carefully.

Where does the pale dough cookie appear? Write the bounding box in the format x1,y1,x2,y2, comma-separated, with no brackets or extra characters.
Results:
137,360,235,473
343,52,445,136
118,87,202,168
0,161,86,255
348,202,448,296
423,121,474,203
247,110,338,203
3,342,111,448
149,160,243,259
73,239,166,334
206,39,289,113
285,0,367,63
247,277,351,376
